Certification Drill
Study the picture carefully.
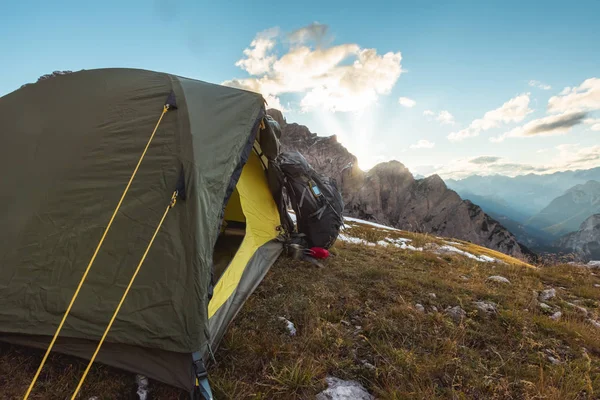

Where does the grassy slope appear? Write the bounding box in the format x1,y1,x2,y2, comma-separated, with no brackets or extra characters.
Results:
1,222,599,399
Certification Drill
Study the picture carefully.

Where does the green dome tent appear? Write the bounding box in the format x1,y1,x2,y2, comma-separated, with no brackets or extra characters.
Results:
0,68,284,398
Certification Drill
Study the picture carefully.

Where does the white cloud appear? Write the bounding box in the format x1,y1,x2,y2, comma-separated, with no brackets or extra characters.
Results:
584,118,600,131
436,110,455,125
234,28,279,76
224,25,403,113
528,80,551,90
412,144,600,179
423,109,454,124
398,97,416,108
410,139,435,149
448,93,532,141
491,111,588,142
548,77,600,113
287,22,329,45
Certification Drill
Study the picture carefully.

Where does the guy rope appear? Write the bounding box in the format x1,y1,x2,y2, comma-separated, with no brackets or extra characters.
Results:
23,103,173,399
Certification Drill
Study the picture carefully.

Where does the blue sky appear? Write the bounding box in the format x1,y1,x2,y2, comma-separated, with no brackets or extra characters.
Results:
2,0,599,178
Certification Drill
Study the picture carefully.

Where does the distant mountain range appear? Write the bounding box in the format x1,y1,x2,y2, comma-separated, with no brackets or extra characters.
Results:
445,170,600,253
527,180,600,236
446,168,600,217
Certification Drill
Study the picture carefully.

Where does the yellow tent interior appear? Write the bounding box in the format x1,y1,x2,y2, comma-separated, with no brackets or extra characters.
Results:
208,146,280,320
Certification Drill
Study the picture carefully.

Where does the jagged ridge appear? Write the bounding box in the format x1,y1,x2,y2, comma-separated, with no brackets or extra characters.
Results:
268,109,534,260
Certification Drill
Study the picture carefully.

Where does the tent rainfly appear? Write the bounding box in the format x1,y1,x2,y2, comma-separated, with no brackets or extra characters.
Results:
0,68,284,398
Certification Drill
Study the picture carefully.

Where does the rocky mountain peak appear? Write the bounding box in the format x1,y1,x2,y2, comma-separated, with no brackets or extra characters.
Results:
270,108,532,260
266,108,286,128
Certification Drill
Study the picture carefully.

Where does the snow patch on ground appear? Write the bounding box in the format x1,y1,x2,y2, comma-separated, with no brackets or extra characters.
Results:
343,216,400,231
438,245,497,263
291,211,498,262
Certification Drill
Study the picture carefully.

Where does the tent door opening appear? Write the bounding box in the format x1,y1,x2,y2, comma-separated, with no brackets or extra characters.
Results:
213,188,246,284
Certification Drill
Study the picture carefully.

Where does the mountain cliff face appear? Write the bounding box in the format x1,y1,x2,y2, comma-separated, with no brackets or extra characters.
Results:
527,180,600,236
555,214,600,261
268,109,532,260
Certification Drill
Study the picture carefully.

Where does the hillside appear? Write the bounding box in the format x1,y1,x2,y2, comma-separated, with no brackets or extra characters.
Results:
486,211,558,252
556,214,600,261
527,181,600,237
2,218,599,399
268,109,533,261
445,168,600,218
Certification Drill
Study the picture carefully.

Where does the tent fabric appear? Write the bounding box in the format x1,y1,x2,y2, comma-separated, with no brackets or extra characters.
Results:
208,152,281,318
0,68,282,391
0,334,195,391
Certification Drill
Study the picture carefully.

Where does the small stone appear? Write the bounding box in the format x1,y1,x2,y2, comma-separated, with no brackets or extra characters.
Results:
361,361,376,371
460,275,469,281
594,284,600,288
474,301,498,317
428,293,437,299
278,317,297,336
431,306,439,312
566,302,588,316
587,261,600,268
539,288,557,301
316,376,374,400
539,302,552,311
550,311,562,321
340,320,350,326
589,319,600,329
445,306,466,323
548,356,561,365
487,275,511,284
355,325,362,330
415,303,425,313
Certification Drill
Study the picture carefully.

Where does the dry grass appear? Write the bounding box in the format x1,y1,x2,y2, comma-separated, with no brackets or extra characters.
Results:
1,223,598,399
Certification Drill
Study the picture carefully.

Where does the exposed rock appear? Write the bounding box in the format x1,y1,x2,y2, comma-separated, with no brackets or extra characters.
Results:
266,108,286,128
361,360,376,371
565,302,588,316
431,306,439,312
340,320,350,327
445,306,466,323
460,275,470,281
316,376,374,400
547,356,561,365
539,303,552,311
539,288,557,301
588,260,600,268
428,293,437,299
487,276,511,284
415,304,425,313
594,284,600,288
135,374,149,400
278,317,297,336
272,108,533,260
589,319,600,329
550,311,562,321
474,301,498,317
555,214,600,261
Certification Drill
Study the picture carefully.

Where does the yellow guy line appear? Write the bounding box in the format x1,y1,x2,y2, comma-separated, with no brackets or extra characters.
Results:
71,191,178,399
23,105,170,399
